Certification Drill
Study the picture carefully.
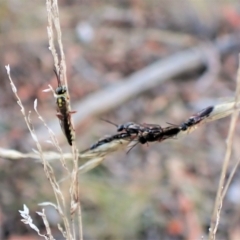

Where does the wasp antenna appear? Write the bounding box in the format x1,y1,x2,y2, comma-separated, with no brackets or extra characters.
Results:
53,68,62,87
100,118,118,127
166,122,178,127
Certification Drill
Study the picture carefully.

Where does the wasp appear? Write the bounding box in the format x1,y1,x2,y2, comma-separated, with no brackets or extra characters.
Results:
135,124,180,144
117,122,163,144
86,121,180,154
104,120,162,135
103,119,164,145
54,69,76,146
136,123,163,144
180,106,214,131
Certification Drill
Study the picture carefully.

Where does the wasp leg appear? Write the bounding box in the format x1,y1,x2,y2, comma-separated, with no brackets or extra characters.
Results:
69,111,77,114
126,141,139,154
56,113,64,120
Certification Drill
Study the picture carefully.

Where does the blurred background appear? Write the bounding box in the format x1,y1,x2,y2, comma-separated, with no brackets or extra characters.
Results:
1,0,240,239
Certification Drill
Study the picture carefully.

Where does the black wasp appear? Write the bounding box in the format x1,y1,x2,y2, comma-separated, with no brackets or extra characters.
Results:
103,119,164,144
136,124,181,144
136,123,163,144
54,69,76,146
180,106,214,131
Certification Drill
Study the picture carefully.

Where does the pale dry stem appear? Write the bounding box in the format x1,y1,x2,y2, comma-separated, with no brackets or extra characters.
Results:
222,157,240,198
6,65,73,239
208,57,240,240
46,0,82,238
0,147,71,161
34,99,70,174
37,208,54,240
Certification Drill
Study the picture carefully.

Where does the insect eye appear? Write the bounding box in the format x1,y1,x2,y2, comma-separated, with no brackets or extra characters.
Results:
55,86,67,94
117,125,124,131
188,118,195,124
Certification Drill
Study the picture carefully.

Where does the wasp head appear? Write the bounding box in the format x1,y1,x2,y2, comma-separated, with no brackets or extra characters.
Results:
55,86,67,95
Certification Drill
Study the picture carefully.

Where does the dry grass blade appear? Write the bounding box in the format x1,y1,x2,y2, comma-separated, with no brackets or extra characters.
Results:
46,0,82,238
208,57,240,240
36,209,54,240
34,99,70,173
19,204,49,239
222,157,240,199
6,65,73,239
0,147,71,161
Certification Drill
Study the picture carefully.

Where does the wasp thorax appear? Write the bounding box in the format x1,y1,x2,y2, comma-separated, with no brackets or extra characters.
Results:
55,86,67,95
117,122,135,131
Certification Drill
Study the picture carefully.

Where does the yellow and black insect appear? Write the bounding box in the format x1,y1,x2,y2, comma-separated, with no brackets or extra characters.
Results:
54,69,75,146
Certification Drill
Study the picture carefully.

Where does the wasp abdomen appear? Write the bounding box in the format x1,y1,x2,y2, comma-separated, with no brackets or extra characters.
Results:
61,115,74,146
181,106,214,131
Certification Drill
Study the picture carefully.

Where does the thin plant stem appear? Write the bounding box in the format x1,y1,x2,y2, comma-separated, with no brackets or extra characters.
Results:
208,56,240,240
